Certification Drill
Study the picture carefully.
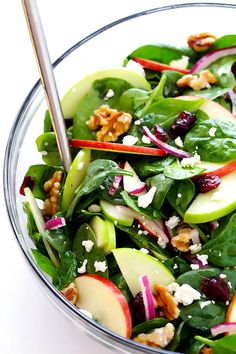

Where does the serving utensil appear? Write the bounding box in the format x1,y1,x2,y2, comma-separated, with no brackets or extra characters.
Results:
22,0,72,172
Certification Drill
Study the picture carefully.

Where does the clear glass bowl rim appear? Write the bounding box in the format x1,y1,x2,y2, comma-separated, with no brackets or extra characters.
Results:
3,2,236,354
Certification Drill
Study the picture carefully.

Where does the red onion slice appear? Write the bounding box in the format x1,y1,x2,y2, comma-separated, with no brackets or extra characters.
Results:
208,219,219,231
143,126,191,158
45,216,66,230
211,322,236,337
139,275,156,320
190,46,236,74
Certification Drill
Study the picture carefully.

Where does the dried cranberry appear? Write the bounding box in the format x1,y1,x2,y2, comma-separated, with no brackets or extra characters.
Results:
20,176,35,195
170,111,197,138
200,276,230,303
153,124,168,142
195,174,221,193
130,291,146,324
231,62,236,77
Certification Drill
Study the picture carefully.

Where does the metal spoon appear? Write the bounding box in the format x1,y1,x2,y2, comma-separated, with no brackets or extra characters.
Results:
22,0,72,172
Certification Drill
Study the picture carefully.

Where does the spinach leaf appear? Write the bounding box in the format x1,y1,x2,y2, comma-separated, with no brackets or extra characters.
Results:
110,273,133,304
56,251,78,290
131,318,168,338
127,44,194,66
167,321,189,351
164,256,191,278
199,213,236,267
116,224,170,261
120,190,158,219
119,88,150,114
180,300,226,331
43,110,52,132
72,223,108,278
32,249,59,283
73,78,131,139
45,228,71,254
22,165,63,200
189,340,206,354
213,34,236,49
164,161,205,180
195,334,236,354
184,85,230,100
67,160,132,218
166,179,195,217
132,155,175,178
162,70,184,97
36,132,61,166
146,174,173,210
184,117,236,162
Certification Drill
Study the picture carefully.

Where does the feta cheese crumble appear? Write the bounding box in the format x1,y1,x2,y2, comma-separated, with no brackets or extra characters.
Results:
82,240,94,252
140,248,149,254
138,186,157,208
177,193,182,198
189,243,202,254
197,254,208,266
94,261,107,273
103,88,115,100
174,136,184,148
142,135,151,144
77,259,88,274
200,300,212,309
169,55,189,70
88,204,101,213
165,216,180,229
122,135,139,146
157,237,167,249
181,153,201,168
209,127,217,137
170,283,201,306
190,264,200,270
134,119,142,125
220,274,227,279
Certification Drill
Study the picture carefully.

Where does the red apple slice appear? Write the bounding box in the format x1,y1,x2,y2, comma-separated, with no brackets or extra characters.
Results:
226,293,236,335
133,57,190,74
197,160,236,178
123,161,146,195
70,139,166,156
137,215,169,244
74,274,132,338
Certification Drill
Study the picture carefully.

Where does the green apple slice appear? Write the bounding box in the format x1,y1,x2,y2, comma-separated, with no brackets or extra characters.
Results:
89,216,109,251
184,170,236,223
112,248,175,296
61,149,91,212
104,220,116,254
61,67,151,118
100,200,137,226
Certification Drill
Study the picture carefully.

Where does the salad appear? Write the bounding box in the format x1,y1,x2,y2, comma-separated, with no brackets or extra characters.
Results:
20,32,236,353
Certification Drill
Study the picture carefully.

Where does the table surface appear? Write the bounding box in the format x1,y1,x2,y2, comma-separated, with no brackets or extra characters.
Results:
0,1,214,353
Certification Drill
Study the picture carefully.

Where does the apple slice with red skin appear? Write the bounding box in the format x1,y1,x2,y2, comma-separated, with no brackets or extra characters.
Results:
133,57,190,75
226,293,236,336
196,160,236,179
74,274,132,338
70,139,166,156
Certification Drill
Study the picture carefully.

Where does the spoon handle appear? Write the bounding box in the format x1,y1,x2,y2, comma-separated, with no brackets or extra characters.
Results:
22,0,72,172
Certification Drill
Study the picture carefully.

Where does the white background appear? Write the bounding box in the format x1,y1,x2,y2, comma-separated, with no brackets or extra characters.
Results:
0,1,230,353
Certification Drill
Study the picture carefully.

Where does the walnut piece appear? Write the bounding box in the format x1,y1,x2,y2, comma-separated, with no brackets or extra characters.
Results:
187,32,216,52
201,347,213,354
171,226,194,252
61,282,78,305
87,104,132,142
134,323,175,348
176,70,217,91
153,284,180,320
44,170,63,216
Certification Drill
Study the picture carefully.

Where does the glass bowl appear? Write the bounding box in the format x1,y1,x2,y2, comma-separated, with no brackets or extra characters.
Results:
4,2,236,354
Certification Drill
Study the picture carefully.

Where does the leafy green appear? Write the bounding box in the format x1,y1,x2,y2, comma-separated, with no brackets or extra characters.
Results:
166,179,195,217
110,273,133,304
131,318,168,338
195,334,236,354
67,160,132,218
164,161,205,180
120,190,158,219
184,116,236,162
189,339,206,354
32,249,59,283
72,78,131,139
167,321,189,351
199,213,236,267
56,251,78,290
132,155,175,178
164,256,191,278
146,173,173,210
36,132,61,166
43,110,52,132
119,88,149,114
72,223,108,278
22,165,63,200
45,228,71,254
213,34,236,49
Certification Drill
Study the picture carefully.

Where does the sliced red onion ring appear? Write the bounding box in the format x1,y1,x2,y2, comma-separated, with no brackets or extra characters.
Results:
228,89,236,116
109,174,123,195
139,275,156,321
191,229,200,245
45,216,66,230
208,219,219,231
143,126,191,158
211,322,236,337
190,46,236,74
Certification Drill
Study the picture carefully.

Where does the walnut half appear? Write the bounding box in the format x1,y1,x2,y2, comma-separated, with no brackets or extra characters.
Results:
134,323,175,348
153,284,180,320
187,32,216,52
87,104,132,142
176,70,217,91
61,282,78,305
